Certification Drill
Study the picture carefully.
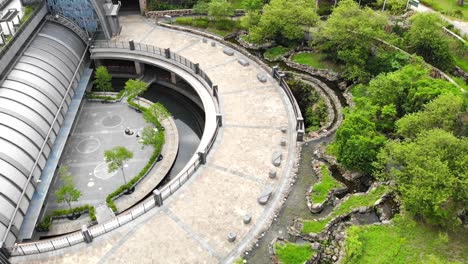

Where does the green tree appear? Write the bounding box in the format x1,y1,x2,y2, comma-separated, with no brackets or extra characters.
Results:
94,66,112,92
125,79,148,106
242,0,264,10
247,0,318,44
240,10,261,29
396,94,465,139
208,0,234,20
143,102,171,124
316,0,387,81
405,13,455,71
105,146,134,185
377,0,406,13
329,110,386,175
140,126,160,149
55,166,81,211
375,129,468,228
193,0,209,14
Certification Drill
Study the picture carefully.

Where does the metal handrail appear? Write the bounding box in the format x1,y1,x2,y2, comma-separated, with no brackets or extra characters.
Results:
0,1,46,58
7,40,222,256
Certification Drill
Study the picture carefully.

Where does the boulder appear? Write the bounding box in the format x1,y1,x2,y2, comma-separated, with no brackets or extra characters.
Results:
243,214,252,224
269,169,277,179
257,186,273,205
223,48,234,56
257,73,267,83
272,151,282,167
227,232,237,242
238,58,250,66
310,203,323,213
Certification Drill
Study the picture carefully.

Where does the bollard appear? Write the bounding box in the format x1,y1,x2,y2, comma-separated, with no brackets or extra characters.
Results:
164,48,171,59
153,189,163,207
198,151,206,164
81,225,93,243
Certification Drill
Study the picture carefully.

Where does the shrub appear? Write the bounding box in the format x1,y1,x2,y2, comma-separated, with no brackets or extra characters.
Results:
213,19,234,30
193,17,209,28
36,205,96,231
105,101,168,212
175,17,193,26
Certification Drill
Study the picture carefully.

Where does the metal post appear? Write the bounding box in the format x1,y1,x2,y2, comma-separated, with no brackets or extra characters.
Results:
81,225,93,243
278,72,285,83
212,85,218,98
194,63,200,75
216,114,223,127
272,65,279,78
129,39,135,50
164,48,171,59
198,151,206,164
153,190,163,206
382,0,387,11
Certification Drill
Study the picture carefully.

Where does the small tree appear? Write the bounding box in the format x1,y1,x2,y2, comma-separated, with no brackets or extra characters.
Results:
94,66,112,92
140,126,159,149
125,79,148,106
193,0,209,14
143,102,171,124
105,146,134,185
55,166,81,211
208,0,234,20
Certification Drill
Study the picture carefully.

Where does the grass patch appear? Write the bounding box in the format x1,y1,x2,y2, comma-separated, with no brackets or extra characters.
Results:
174,17,241,37
302,185,387,234
264,46,290,61
343,215,468,263
421,0,467,21
275,241,315,264
292,52,339,71
454,54,468,72
311,165,342,204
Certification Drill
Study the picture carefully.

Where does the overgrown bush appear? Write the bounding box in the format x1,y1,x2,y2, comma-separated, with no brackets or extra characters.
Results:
193,17,209,28
37,205,96,231
175,17,193,26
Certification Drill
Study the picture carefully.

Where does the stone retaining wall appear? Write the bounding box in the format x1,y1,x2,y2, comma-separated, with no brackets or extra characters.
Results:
236,34,274,50
284,51,340,82
146,9,245,18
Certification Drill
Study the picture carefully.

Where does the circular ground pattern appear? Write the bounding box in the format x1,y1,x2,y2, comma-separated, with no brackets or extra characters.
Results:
102,114,123,128
76,138,101,154
93,161,118,180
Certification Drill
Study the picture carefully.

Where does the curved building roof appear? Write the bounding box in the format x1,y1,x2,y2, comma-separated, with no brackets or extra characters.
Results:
0,21,85,247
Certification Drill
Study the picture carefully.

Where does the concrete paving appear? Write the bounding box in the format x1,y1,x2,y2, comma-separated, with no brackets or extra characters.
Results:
11,14,297,264
45,102,154,213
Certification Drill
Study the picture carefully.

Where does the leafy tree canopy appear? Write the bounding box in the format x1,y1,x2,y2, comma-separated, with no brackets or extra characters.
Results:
124,79,148,100
105,146,134,173
329,110,386,175
396,93,466,139
248,0,318,44
405,13,455,71
208,0,234,20
55,166,81,210
242,0,264,10
316,0,387,81
94,66,112,92
375,129,468,228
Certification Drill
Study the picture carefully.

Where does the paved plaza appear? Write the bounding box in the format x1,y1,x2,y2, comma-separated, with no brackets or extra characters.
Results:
45,101,153,213
12,14,297,264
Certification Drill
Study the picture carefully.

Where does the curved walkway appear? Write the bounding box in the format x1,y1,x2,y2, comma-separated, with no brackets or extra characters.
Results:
11,14,297,264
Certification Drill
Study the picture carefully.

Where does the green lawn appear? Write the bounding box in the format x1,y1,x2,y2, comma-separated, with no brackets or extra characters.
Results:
264,46,290,61
275,241,315,264
302,185,387,234
311,165,342,204
421,0,468,21
343,215,468,263
292,52,340,71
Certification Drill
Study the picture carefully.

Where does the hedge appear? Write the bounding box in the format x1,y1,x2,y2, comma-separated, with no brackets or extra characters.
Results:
37,204,96,231
106,96,166,212
85,90,125,101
